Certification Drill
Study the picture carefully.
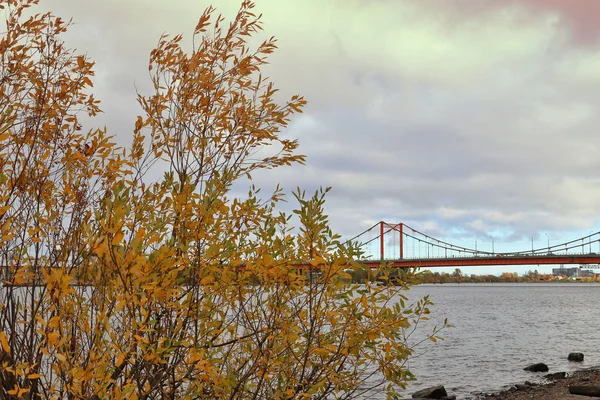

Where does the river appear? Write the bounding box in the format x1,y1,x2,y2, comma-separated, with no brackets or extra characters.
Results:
379,283,600,399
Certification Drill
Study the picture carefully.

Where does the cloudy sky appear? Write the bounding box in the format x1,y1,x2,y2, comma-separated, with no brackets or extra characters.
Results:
41,0,600,273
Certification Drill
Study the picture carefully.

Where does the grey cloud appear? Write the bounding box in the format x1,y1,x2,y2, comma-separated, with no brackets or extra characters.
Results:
33,0,600,261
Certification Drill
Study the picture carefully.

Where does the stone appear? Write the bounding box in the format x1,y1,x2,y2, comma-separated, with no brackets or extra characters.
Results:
568,385,600,397
515,384,529,390
523,362,549,372
545,372,566,380
411,385,448,398
568,352,584,362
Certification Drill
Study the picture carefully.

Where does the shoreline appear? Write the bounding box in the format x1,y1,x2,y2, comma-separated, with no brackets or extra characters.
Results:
476,366,600,400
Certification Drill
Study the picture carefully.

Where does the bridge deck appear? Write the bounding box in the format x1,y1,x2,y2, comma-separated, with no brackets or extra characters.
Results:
359,254,600,268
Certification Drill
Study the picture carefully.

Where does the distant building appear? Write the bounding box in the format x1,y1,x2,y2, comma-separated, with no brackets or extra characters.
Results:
552,266,596,278
552,267,578,277
578,269,596,278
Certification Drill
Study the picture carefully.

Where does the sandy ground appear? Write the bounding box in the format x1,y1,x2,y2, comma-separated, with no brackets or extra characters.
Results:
478,367,600,400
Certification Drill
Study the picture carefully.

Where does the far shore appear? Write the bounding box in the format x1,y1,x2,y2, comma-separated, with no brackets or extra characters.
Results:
415,280,600,284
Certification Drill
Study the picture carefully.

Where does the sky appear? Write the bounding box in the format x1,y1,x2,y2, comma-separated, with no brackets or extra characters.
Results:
40,0,600,275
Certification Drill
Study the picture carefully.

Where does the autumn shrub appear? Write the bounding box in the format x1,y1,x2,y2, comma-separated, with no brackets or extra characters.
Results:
0,1,443,399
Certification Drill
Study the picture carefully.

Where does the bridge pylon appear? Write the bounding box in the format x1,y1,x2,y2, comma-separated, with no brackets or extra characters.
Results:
379,221,404,260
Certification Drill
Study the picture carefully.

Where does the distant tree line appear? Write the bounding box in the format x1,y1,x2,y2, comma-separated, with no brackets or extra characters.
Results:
346,267,600,285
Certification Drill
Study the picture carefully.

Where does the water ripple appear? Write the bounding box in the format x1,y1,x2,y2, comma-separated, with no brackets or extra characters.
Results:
390,283,600,399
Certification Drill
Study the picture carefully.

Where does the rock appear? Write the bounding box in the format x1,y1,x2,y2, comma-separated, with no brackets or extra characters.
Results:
569,385,600,397
545,371,566,380
523,362,549,372
411,385,448,398
524,381,534,386
515,384,529,390
568,352,584,362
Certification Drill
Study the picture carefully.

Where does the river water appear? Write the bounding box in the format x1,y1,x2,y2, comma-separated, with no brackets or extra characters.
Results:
383,283,600,399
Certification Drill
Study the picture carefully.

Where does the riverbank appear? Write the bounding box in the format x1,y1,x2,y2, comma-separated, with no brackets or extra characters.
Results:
478,366,600,399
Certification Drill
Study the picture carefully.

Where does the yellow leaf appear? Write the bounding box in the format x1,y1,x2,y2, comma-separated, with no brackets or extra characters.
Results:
27,373,42,379
200,275,214,285
134,226,146,243
47,331,60,346
0,331,10,353
0,205,10,217
72,151,86,162
116,352,125,367
112,231,124,246
95,240,109,258
2,233,15,241
134,334,149,345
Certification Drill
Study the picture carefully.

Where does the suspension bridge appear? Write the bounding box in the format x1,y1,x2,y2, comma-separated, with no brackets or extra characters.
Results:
352,222,600,269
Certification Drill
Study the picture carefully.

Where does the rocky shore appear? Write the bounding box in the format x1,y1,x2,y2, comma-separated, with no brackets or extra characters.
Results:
478,366,600,400
406,364,600,399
